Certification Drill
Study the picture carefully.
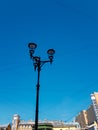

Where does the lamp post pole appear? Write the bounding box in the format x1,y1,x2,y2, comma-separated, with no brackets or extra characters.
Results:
35,59,40,130
28,43,55,130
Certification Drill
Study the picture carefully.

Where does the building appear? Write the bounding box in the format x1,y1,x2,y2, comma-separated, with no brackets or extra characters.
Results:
75,110,88,128
11,114,53,130
90,92,98,123
18,120,34,130
86,105,96,125
12,114,20,130
0,124,11,130
12,114,34,130
52,121,80,130
75,92,98,129
11,114,80,130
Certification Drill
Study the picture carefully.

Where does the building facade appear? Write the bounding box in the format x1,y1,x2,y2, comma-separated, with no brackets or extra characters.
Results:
75,92,98,129
11,115,80,130
86,105,96,125
75,110,88,128
0,124,11,130
90,92,98,123
52,121,80,130
12,114,20,130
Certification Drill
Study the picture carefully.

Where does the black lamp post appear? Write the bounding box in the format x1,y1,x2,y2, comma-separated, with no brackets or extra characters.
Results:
28,42,55,130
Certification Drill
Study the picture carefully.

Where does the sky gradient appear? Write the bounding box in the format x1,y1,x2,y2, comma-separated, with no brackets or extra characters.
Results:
0,0,98,124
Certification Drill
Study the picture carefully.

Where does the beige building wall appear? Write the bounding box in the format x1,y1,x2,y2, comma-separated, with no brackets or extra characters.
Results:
18,124,78,130
86,105,96,125
53,125,79,130
18,124,33,130
53,126,78,130
75,110,88,128
92,92,98,105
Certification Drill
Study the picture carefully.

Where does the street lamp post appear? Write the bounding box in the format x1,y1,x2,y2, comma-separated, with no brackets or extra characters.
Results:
28,43,55,130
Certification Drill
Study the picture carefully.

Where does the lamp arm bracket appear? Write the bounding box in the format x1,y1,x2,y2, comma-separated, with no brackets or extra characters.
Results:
40,60,50,68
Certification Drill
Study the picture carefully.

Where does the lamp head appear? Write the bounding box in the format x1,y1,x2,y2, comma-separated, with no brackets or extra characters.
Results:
47,49,55,56
28,43,37,58
47,49,55,64
28,43,37,49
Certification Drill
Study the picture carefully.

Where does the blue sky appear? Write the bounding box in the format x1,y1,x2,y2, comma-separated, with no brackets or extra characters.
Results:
0,0,98,124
